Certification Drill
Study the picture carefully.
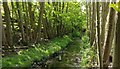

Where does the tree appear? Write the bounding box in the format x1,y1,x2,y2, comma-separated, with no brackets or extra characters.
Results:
113,4,120,68
86,2,89,29
100,2,109,48
11,2,15,31
103,7,116,68
0,4,2,50
3,2,13,46
37,2,45,42
91,2,96,46
28,2,35,42
16,2,25,44
22,2,29,44
96,2,103,68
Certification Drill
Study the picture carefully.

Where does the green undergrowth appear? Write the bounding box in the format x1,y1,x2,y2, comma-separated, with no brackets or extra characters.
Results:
2,35,72,67
46,34,94,67
80,34,95,67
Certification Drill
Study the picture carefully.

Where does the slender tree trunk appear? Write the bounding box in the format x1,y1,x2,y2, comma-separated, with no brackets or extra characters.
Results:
91,2,96,46
42,11,48,39
28,2,35,42
16,2,25,44
64,3,68,34
46,2,53,39
2,26,7,46
53,2,58,37
11,2,15,31
21,2,29,45
96,2,103,69
61,2,65,36
86,2,89,29
37,2,44,42
0,6,2,49
44,11,51,39
3,2,13,46
89,2,92,46
57,2,61,36
103,7,116,68
101,2,109,48
24,2,30,44
113,9,120,69
0,5,2,63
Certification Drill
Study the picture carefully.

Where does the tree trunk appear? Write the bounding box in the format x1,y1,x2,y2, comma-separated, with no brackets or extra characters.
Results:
96,2,103,69
28,2,35,42
103,7,116,68
91,2,96,46
0,6,2,48
86,2,89,29
113,10,120,69
23,2,30,44
37,2,44,42
16,2,25,44
89,2,93,46
11,2,15,31
3,2,13,46
101,2,109,48
42,11,48,39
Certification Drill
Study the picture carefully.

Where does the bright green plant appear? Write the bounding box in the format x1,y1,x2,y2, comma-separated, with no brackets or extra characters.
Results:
109,1,120,12
2,35,72,67
80,34,95,67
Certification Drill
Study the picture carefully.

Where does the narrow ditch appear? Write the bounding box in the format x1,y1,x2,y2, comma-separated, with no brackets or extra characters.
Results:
30,37,82,69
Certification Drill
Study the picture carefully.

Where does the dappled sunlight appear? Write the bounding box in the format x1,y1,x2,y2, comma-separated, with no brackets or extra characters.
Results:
1,1,120,68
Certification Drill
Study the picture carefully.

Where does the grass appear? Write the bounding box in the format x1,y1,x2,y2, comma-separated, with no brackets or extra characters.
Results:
2,35,72,67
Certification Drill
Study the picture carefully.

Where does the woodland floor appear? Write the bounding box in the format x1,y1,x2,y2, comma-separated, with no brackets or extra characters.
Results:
31,37,84,69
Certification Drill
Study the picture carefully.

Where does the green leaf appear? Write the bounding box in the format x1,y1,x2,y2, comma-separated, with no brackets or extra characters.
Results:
109,2,120,12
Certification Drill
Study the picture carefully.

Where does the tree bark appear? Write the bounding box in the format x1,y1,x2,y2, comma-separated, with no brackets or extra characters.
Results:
103,7,116,68
96,2,103,69
28,2,35,42
86,2,89,29
16,2,25,44
3,2,13,46
37,2,44,42
101,2,109,48
113,10,120,69
0,5,1,65
89,2,93,46
11,2,15,31
23,2,30,44
91,2,96,46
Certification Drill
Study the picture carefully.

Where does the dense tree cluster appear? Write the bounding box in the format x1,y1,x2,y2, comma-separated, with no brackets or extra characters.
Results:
87,1,120,68
2,2,86,56
1,0,120,68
